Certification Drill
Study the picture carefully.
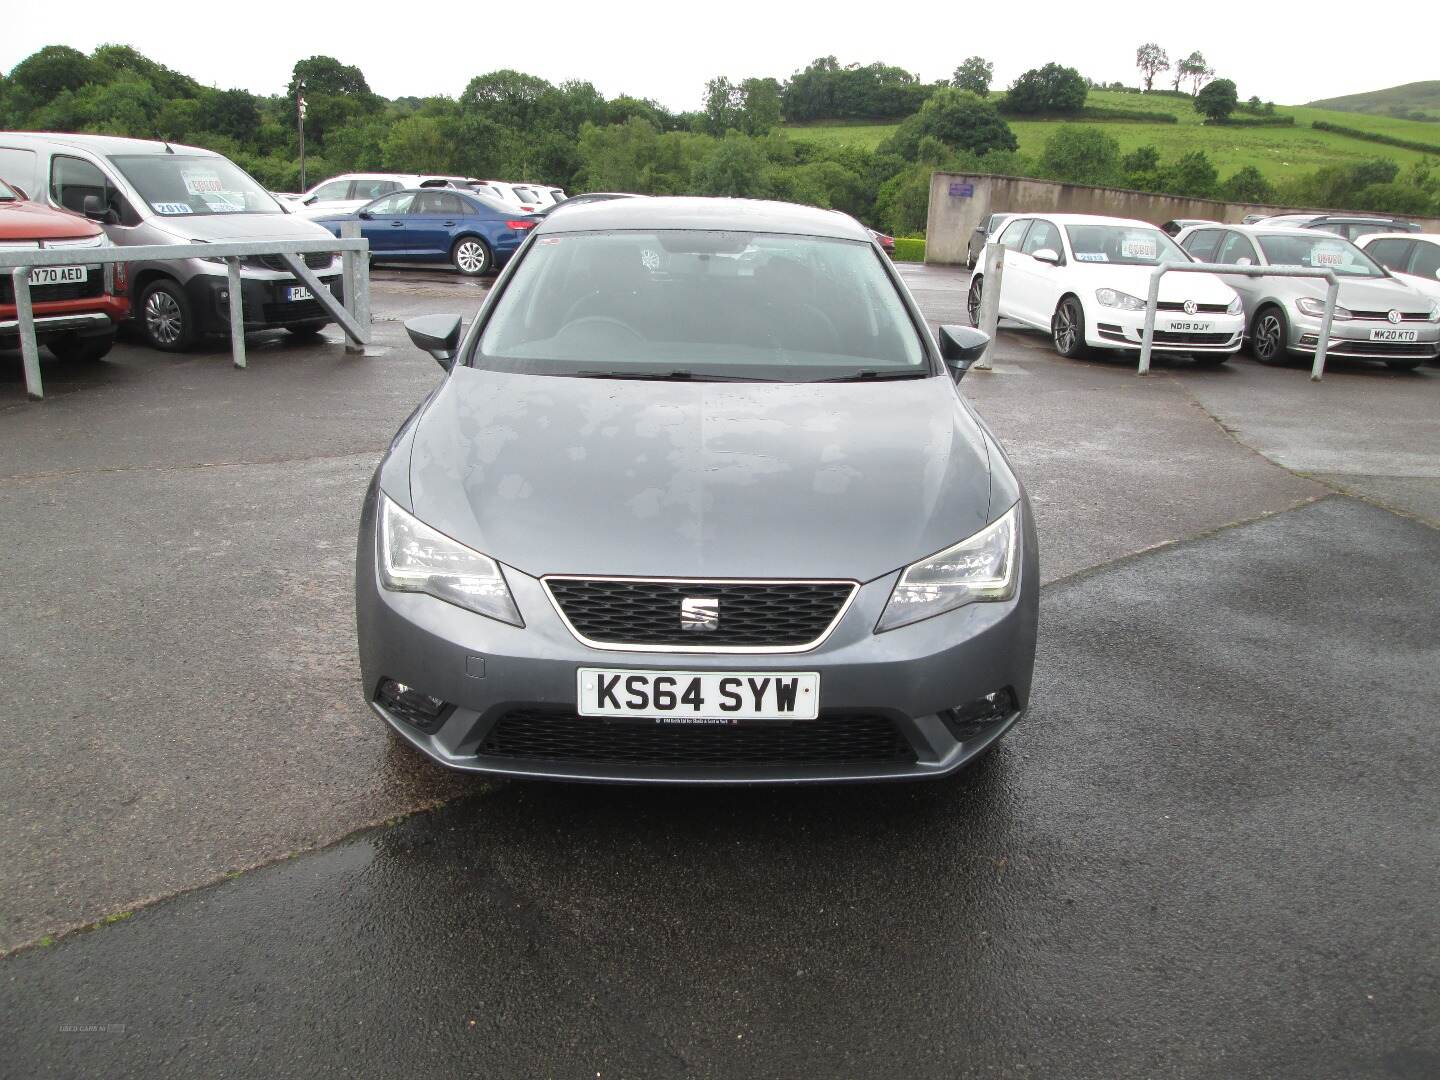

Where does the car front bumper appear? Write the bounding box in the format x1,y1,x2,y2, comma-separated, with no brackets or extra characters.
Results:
355,481,1041,784
1286,313,1440,359
1091,307,1245,353
184,266,344,336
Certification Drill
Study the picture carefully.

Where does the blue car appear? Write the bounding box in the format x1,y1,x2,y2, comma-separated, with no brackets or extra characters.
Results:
314,188,538,276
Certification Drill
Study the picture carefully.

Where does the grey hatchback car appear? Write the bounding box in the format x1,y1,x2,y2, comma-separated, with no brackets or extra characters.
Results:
357,198,1039,784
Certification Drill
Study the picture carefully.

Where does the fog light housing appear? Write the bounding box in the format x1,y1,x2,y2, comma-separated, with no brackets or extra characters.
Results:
377,678,452,731
942,688,1017,740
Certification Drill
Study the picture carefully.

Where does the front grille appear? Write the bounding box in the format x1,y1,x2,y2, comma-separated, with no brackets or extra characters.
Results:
1349,310,1428,322
545,577,855,649
1157,301,1229,313
479,709,916,768
0,274,105,304
245,252,333,272
1327,340,1436,357
260,299,326,324
1151,330,1234,345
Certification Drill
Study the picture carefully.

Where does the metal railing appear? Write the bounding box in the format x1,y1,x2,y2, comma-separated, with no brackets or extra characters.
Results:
971,240,1007,371
1139,262,1340,381
1,225,371,400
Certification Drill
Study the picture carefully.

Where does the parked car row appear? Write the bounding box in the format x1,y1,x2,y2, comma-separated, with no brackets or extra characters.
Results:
966,211,1440,370
281,173,567,219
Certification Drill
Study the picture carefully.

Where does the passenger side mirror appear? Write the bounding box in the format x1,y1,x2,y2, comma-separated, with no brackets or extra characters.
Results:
1031,248,1061,266
1236,257,1253,267
937,324,990,380
406,314,463,370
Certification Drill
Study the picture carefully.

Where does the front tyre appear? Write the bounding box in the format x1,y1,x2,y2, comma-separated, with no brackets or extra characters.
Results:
1250,306,1289,365
1385,359,1423,372
140,280,195,351
285,321,329,339
967,275,983,326
1052,296,1089,359
452,236,492,277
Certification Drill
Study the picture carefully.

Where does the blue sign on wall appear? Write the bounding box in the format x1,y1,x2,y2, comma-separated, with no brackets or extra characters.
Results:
949,182,975,198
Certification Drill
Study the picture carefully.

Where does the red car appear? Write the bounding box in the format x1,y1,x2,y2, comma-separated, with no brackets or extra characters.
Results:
1,176,128,361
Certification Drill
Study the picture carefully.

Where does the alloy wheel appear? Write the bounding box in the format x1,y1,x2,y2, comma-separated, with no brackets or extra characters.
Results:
967,279,983,326
145,290,183,346
1054,302,1078,354
1255,314,1284,362
455,240,487,275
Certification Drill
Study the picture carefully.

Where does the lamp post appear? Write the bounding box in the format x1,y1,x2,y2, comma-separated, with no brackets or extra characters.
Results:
297,80,308,192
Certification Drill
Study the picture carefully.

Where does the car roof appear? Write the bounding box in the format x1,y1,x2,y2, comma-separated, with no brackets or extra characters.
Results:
1359,231,1437,243
0,131,221,157
1017,212,1161,229
534,196,872,240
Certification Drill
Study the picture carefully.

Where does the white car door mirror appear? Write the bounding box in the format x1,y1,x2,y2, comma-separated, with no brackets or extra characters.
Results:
1236,257,1253,267
1032,248,1061,266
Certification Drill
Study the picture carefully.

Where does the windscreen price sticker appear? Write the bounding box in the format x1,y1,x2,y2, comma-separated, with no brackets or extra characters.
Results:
1313,248,1345,267
1121,238,1157,259
182,169,225,195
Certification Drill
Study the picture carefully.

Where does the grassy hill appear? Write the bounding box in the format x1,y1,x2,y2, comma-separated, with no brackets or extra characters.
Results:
1307,82,1440,121
785,90,1440,185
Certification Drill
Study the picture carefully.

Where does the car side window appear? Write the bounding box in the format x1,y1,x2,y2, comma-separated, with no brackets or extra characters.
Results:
351,178,399,200
997,218,1030,248
1183,229,1222,262
50,154,133,223
311,179,351,201
367,192,417,216
1216,232,1259,266
1021,220,1062,259
1410,241,1440,280
1365,238,1414,273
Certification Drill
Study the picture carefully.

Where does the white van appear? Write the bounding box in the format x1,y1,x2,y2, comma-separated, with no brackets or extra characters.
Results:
0,132,344,350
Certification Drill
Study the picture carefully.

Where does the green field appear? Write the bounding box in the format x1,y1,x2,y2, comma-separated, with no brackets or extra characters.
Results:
785,91,1440,183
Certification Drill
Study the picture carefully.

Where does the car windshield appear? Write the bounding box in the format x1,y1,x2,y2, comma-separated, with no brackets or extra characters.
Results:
476,229,929,382
1065,224,1187,266
108,154,281,217
1256,234,1385,277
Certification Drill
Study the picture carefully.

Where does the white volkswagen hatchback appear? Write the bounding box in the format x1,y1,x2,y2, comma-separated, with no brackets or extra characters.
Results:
968,213,1244,362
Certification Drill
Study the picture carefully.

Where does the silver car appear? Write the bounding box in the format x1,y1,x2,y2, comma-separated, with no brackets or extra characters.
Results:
0,133,344,350
356,198,1039,784
1178,224,1440,371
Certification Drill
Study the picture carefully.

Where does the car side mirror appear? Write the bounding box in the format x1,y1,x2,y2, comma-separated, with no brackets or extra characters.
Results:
406,314,463,370
81,194,111,223
357,210,372,220
937,324,989,380
303,195,318,205
10,184,26,201
1236,257,1253,266
1031,248,1061,265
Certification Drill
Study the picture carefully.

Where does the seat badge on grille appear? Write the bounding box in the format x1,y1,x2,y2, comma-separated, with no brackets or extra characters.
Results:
680,597,719,633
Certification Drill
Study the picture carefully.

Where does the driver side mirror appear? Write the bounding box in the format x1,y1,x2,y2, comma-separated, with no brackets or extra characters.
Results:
1236,256,1253,267
937,324,990,380
81,194,113,224
357,210,372,220
1031,248,1062,266
10,184,26,201
406,314,463,370
303,194,318,205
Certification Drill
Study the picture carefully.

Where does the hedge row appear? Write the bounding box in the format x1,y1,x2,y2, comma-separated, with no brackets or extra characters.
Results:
892,237,925,262
1205,115,1296,127
1005,106,1178,124
1311,120,1440,155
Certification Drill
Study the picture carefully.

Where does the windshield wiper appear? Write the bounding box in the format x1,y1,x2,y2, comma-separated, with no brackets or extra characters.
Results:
574,370,771,382
816,369,929,382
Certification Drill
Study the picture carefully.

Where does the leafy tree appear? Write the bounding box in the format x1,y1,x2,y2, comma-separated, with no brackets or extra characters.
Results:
702,76,743,135
7,45,96,113
1135,44,1169,92
1221,165,1274,203
739,77,782,135
1159,150,1219,198
1194,78,1238,122
1175,51,1212,96
460,69,554,132
881,88,1017,161
289,55,374,99
780,56,930,122
1001,63,1087,115
693,131,772,198
381,115,454,173
1040,127,1122,186
203,89,262,143
952,57,993,96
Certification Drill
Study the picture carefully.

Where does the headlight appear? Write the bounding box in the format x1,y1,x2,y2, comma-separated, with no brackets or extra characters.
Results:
1095,288,1147,311
1295,296,1352,320
877,503,1020,633
379,495,522,626
1226,295,1244,316
1428,301,1440,322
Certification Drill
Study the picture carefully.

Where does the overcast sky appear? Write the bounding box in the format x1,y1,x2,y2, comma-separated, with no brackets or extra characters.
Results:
4,1,1437,111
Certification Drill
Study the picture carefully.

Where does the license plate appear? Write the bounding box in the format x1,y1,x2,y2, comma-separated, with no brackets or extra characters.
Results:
1369,328,1417,342
577,668,820,723
29,266,86,286
286,286,313,302
1168,321,1211,332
